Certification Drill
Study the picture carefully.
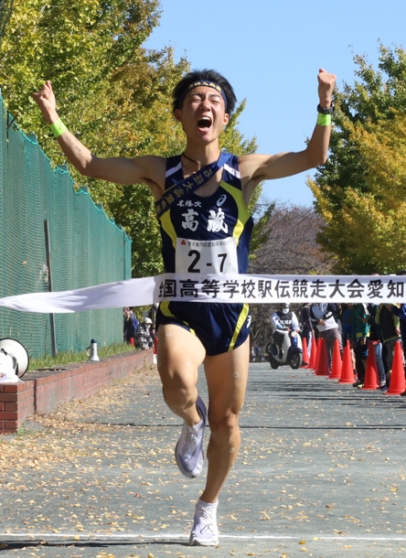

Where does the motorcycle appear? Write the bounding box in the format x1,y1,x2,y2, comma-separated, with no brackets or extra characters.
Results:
265,329,303,370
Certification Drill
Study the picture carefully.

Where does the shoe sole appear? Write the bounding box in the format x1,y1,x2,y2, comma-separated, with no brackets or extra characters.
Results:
189,538,219,547
175,440,203,478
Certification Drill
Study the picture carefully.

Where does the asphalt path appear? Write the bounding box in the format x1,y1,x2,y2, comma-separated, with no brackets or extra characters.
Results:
2,360,406,557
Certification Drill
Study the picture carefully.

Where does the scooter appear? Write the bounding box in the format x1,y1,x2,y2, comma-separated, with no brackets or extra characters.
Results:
265,329,303,370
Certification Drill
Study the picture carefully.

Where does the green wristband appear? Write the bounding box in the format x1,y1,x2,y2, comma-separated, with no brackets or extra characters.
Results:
50,118,68,138
317,113,332,127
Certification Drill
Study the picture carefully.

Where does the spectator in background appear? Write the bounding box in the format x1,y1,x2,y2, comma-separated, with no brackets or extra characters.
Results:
135,317,154,350
391,303,406,363
310,303,343,368
149,303,159,329
352,303,370,388
147,304,158,356
271,303,300,358
329,303,341,331
390,300,406,397
300,302,314,362
123,307,139,346
367,302,387,391
376,303,401,386
341,304,354,346
341,303,356,375
255,346,263,362
390,270,406,365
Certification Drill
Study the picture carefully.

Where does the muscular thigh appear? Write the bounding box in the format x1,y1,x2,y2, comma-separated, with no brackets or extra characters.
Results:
204,337,250,420
157,323,206,388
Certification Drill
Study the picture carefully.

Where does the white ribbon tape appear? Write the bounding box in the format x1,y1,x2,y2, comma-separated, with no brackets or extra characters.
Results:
0,273,405,314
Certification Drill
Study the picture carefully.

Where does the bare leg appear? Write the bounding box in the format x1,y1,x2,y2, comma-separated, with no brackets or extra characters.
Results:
157,324,206,426
200,337,250,503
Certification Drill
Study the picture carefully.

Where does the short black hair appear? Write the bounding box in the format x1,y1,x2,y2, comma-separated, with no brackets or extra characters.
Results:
172,69,237,115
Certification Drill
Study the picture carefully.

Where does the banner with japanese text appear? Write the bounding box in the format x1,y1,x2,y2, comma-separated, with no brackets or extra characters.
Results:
0,274,405,314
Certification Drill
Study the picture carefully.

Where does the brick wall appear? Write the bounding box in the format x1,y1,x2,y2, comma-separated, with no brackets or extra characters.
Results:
0,350,153,434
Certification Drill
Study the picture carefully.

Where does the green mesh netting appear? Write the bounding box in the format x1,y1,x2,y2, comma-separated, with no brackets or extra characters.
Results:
0,95,132,357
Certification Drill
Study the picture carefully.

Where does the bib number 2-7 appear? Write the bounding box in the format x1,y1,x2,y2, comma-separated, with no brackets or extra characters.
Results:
176,237,238,274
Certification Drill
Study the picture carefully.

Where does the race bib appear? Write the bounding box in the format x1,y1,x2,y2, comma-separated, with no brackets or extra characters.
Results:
175,237,238,274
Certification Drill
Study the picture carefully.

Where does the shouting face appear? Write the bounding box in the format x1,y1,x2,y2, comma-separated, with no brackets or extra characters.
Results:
175,85,229,144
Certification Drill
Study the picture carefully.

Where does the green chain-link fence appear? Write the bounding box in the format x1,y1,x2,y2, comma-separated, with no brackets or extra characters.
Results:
0,94,132,357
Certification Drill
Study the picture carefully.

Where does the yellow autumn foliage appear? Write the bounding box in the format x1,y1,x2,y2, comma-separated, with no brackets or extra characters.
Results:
310,111,406,274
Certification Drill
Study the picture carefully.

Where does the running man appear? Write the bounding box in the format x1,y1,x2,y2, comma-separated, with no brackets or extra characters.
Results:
33,67,336,546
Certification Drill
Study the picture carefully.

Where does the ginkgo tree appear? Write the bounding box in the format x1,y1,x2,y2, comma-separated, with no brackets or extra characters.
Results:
310,111,406,274
0,0,180,276
310,44,406,274
0,0,262,277
0,0,13,39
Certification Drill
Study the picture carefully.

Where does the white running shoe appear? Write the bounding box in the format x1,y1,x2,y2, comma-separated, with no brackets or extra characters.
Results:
189,499,219,546
175,396,206,478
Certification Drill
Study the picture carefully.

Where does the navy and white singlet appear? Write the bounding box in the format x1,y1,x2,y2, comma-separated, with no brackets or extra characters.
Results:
155,153,254,355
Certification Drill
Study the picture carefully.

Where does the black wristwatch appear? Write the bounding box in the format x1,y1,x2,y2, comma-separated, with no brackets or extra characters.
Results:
317,102,334,115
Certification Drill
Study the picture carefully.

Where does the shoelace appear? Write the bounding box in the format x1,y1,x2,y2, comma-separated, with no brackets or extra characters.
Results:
180,430,199,461
184,423,203,448
198,506,216,534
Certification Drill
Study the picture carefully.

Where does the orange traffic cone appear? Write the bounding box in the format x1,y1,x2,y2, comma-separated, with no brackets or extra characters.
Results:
316,338,330,376
328,338,342,380
314,337,322,374
301,337,309,368
339,340,356,384
362,341,379,390
309,336,318,370
386,341,405,395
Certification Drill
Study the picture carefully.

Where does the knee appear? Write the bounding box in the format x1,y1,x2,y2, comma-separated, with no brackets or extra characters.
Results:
209,409,240,442
158,363,197,407
161,377,194,405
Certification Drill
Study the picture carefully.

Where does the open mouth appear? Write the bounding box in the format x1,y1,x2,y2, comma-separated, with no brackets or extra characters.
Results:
197,117,212,129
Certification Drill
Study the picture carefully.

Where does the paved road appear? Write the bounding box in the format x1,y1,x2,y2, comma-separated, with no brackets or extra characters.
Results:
1,361,406,557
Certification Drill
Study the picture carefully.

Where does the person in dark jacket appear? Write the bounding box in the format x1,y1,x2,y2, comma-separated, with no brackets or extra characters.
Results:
367,303,387,390
376,304,401,385
352,303,370,388
123,307,139,346
300,303,314,361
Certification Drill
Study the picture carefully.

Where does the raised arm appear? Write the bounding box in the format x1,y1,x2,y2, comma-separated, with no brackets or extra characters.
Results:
32,81,165,198
239,69,336,196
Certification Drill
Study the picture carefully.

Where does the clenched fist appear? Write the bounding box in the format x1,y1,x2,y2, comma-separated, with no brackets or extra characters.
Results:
32,81,58,124
317,69,336,109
